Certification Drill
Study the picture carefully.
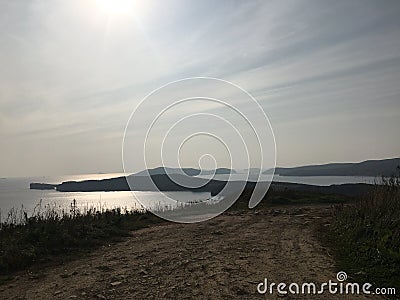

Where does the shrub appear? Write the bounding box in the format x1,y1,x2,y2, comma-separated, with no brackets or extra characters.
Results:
327,170,400,293
0,201,162,274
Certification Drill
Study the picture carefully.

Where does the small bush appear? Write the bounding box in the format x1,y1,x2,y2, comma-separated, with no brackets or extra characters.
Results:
0,201,163,274
326,170,400,293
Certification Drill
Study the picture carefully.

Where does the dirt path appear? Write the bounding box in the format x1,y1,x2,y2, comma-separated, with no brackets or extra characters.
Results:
0,205,381,299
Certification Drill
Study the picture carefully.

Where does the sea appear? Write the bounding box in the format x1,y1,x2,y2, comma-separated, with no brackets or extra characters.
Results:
0,172,376,221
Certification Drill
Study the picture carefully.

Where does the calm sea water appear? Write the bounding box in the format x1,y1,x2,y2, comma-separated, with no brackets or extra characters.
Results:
0,173,375,220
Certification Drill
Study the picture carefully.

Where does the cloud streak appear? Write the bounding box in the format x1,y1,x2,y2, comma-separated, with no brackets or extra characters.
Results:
1,0,400,176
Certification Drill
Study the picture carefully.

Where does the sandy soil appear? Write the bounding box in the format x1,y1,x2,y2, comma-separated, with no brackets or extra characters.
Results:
0,205,382,299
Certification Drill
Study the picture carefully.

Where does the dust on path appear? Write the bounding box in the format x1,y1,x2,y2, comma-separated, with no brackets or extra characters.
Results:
0,205,382,299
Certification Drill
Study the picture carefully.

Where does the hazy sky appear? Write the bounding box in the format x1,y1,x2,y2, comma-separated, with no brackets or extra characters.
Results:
1,0,400,177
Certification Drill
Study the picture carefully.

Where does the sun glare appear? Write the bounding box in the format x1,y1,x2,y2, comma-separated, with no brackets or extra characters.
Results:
96,0,135,16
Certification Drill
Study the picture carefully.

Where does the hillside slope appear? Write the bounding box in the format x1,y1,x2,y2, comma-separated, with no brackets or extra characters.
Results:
266,157,400,176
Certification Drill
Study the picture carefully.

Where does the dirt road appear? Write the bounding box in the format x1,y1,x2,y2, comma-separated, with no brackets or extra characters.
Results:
0,205,381,299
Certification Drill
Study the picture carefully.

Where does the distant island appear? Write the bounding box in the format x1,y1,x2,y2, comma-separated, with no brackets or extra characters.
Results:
264,157,400,177
30,168,376,198
30,167,236,195
29,158,399,196
29,183,57,190
134,167,236,176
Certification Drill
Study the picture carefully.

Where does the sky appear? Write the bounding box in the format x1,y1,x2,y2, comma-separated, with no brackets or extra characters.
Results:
1,0,400,177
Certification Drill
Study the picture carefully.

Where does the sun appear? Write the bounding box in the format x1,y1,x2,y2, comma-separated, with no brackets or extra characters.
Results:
96,0,135,16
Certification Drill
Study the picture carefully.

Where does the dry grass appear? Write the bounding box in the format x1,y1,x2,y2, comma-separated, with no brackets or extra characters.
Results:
327,169,400,294
0,200,162,275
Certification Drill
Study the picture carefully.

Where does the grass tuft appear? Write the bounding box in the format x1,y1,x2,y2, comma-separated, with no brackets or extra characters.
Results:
0,200,163,275
324,170,400,295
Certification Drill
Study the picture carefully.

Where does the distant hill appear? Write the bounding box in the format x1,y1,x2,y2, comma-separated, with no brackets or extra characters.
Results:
45,174,373,197
265,157,400,177
133,167,236,177
55,174,228,196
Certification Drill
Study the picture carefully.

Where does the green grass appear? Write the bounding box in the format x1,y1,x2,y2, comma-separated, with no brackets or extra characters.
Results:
227,187,349,211
322,173,400,297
